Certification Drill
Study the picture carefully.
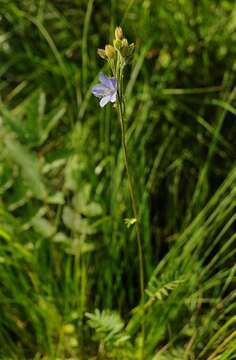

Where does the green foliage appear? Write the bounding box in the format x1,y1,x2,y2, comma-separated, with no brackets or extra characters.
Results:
86,309,132,358
145,277,185,303
0,0,235,359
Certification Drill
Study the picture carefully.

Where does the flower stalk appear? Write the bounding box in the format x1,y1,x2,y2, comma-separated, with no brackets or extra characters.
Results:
92,27,145,357
116,61,145,359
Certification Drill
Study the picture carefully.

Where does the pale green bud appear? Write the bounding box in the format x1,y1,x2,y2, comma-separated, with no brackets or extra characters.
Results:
126,43,135,57
115,26,123,40
113,39,122,50
120,43,135,62
121,38,128,48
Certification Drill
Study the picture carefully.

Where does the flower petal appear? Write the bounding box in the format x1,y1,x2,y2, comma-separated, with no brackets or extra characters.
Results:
91,74,117,106
99,73,117,90
110,77,117,90
99,73,111,87
99,95,112,107
110,91,117,103
91,84,108,97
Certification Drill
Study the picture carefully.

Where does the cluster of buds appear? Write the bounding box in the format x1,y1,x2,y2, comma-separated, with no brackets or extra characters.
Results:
97,26,135,65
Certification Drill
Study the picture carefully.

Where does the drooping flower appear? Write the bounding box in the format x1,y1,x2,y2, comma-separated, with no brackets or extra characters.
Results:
91,73,117,108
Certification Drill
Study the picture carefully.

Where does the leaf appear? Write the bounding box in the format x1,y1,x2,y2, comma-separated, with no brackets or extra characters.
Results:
0,162,14,195
31,216,56,238
144,278,185,306
124,218,137,228
46,192,64,205
86,309,130,348
39,105,66,144
62,206,96,234
1,91,66,146
4,136,47,200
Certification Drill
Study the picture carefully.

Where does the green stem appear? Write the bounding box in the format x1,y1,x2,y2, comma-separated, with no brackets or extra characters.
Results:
117,85,145,358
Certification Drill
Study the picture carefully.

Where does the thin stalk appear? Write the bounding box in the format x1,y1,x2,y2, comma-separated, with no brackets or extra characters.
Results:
116,78,145,357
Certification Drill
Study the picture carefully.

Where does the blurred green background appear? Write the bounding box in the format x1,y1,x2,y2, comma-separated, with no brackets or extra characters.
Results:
0,0,236,359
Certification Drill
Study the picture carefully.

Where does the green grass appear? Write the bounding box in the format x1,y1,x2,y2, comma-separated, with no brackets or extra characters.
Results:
0,0,236,359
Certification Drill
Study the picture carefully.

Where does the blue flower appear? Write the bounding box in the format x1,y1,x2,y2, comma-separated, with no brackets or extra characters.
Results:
91,73,117,108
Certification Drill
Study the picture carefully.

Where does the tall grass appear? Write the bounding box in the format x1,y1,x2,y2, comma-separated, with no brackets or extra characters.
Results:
0,0,235,359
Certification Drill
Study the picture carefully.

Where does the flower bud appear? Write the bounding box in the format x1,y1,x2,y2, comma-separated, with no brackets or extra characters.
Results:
121,38,128,48
127,43,135,56
115,26,123,40
97,48,107,60
113,39,122,50
105,44,116,59
120,43,135,61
